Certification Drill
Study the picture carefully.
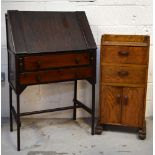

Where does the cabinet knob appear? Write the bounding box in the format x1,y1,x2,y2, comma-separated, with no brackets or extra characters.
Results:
124,95,128,105
116,94,121,104
75,58,80,64
118,51,129,56
118,70,129,77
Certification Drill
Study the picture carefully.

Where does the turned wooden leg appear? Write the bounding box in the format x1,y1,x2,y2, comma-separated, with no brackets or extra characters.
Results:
138,120,146,140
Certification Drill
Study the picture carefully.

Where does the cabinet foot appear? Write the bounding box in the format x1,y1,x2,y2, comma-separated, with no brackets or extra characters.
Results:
138,121,146,140
95,124,103,135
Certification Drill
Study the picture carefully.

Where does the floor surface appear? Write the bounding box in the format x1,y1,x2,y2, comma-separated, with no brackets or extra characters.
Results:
1,118,153,155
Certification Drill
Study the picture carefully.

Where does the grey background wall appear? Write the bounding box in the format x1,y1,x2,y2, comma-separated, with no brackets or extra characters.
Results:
1,0,153,118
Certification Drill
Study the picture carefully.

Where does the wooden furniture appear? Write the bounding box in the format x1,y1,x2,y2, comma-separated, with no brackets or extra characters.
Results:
95,34,150,139
6,10,97,151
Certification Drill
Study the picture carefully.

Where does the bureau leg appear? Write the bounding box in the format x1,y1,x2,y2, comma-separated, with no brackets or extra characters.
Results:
73,80,77,120
17,94,21,151
9,85,13,132
91,84,95,135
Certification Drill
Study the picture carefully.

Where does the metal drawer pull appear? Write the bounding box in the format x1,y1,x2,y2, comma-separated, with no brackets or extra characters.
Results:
118,70,129,77
118,51,129,56
124,95,128,105
116,94,121,104
75,58,80,64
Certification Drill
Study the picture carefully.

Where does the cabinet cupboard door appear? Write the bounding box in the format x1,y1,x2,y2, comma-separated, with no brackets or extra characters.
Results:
100,86,122,124
122,87,144,127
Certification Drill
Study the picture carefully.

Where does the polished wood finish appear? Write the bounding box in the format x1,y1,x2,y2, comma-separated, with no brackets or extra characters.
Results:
101,46,148,65
100,86,122,124
21,52,91,72
19,66,93,85
96,34,150,139
6,11,97,151
121,87,144,127
101,65,146,84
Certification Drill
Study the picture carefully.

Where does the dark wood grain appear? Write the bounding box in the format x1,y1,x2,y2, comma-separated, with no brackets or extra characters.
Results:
22,52,91,71
19,66,92,85
7,10,96,54
6,11,97,151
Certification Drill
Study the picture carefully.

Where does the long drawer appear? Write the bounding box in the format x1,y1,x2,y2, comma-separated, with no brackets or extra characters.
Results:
101,65,147,85
19,52,92,72
19,66,93,85
101,46,148,65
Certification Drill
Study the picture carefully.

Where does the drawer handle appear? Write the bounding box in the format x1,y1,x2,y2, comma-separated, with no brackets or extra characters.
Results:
118,51,129,56
35,61,41,69
124,95,128,105
75,58,80,64
118,70,129,77
116,94,121,104
36,75,41,82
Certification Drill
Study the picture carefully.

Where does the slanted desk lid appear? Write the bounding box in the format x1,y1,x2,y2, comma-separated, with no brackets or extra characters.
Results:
7,10,97,54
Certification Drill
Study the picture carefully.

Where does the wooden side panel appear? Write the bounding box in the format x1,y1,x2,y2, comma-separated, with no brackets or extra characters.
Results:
121,87,145,127
8,51,16,89
100,86,122,124
5,14,15,52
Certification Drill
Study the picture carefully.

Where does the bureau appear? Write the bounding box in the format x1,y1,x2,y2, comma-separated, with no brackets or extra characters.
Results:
6,10,97,151
95,34,150,139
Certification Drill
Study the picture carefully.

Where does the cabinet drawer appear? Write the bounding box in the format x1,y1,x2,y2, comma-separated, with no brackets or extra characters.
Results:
101,65,147,85
19,52,92,72
101,46,148,65
19,66,93,85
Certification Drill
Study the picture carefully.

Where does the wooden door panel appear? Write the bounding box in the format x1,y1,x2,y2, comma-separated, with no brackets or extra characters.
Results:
122,87,144,127
100,86,122,124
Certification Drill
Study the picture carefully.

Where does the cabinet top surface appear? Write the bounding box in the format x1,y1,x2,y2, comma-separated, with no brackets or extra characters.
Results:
6,10,96,54
101,34,150,47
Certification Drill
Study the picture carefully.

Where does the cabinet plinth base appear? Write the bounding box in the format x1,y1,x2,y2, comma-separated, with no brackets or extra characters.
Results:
95,123,103,135
138,121,146,140
96,122,147,140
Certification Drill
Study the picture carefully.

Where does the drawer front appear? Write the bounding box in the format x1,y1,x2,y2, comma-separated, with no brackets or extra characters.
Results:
101,46,148,65
19,66,93,85
20,52,92,71
101,65,147,85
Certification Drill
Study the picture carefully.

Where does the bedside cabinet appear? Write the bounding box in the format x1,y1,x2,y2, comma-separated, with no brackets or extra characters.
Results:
95,34,150,139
